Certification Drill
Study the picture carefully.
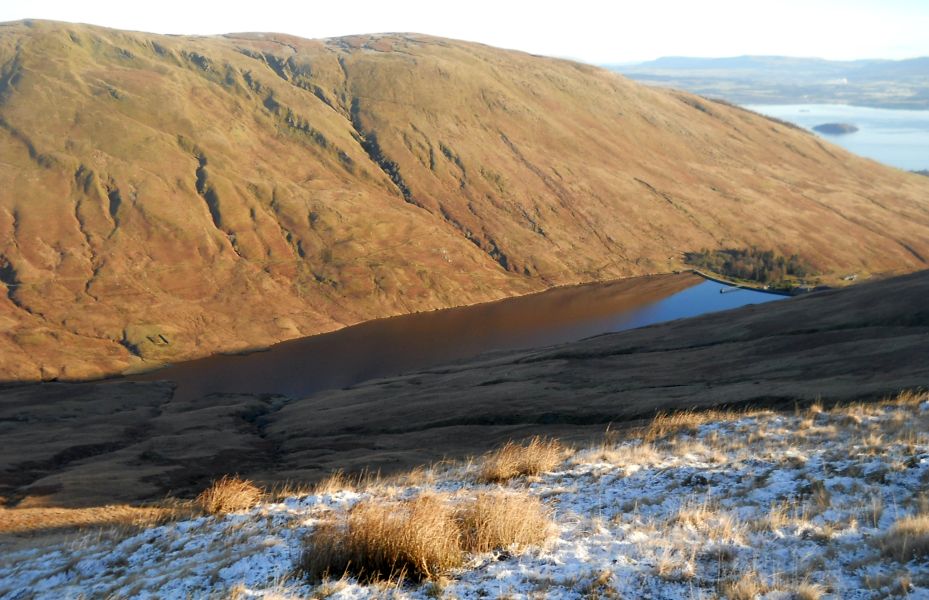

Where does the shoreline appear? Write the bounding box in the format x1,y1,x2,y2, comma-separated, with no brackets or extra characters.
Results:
121,270,699,378
688,269,798,296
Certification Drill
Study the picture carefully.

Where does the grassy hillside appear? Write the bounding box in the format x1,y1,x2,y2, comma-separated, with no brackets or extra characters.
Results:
1,20,929,379
2,269,927,510
3,393,928,597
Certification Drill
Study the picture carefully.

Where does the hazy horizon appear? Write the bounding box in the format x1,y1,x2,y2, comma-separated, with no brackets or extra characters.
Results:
2,0,928,64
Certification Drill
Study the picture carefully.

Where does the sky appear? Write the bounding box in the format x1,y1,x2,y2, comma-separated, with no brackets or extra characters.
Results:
2,0,928,64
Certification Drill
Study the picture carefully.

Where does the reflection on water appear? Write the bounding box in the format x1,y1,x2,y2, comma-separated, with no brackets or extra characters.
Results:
132,274,783,400
603,279,782,331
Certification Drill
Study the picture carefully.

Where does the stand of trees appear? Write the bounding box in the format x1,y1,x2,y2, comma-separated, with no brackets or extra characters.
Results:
685,247,812,285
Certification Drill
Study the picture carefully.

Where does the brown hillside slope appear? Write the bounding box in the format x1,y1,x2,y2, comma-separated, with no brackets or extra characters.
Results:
1,20,928,380
2,269,928,510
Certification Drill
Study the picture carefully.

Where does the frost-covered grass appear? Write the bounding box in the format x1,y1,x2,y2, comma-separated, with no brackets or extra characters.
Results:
2,392,928,599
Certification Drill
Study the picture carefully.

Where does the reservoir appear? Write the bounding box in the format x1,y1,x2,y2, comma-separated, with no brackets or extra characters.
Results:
133,273,784,401
746,103,929,171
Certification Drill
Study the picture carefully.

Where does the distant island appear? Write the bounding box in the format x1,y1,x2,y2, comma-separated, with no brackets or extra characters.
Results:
813,123,859,135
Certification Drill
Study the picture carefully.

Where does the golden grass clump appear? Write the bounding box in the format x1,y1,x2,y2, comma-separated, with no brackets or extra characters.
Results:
302,493,461,582
880,514,929,562
754,499,806,533
457,492,551,553
671,500,744,544
644,408,769,443
196,475,262,515
0,501,199,536
794,582,827,600
311,469,373,495
588,441,660,468
478,436,565,483
722,571,769,600
654,545,696,582
884,389,928,407
302,491,551,583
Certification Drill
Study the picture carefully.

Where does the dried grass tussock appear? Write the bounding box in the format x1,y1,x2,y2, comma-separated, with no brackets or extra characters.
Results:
477,436,566,483
196,475,263,515
670,498,745,544
0,501,198,537
301,490,552,583
309,470,373,496
644,408,773,442
456,492,551,553
793,581,827,600
587,440,661,468
880,514,929,562
722,571,769,600
301,493,463,583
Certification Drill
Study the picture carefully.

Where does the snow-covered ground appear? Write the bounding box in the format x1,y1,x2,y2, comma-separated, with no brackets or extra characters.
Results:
2,396,928,599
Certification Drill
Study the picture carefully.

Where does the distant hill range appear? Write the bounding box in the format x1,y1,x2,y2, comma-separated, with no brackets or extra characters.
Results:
611,56,929,109
1,21,929,380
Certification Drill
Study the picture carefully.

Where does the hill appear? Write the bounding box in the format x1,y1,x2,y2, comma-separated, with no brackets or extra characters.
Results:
3,394,928,597
2,269,928,511
613,55,929,108
2,21,929,379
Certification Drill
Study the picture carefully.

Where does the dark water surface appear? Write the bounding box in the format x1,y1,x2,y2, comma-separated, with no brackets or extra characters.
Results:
132,273,784,401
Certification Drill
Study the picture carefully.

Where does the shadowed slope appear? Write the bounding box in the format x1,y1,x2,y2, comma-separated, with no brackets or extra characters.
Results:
265,269,929,481
2,270,928,510
1,20,928,379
